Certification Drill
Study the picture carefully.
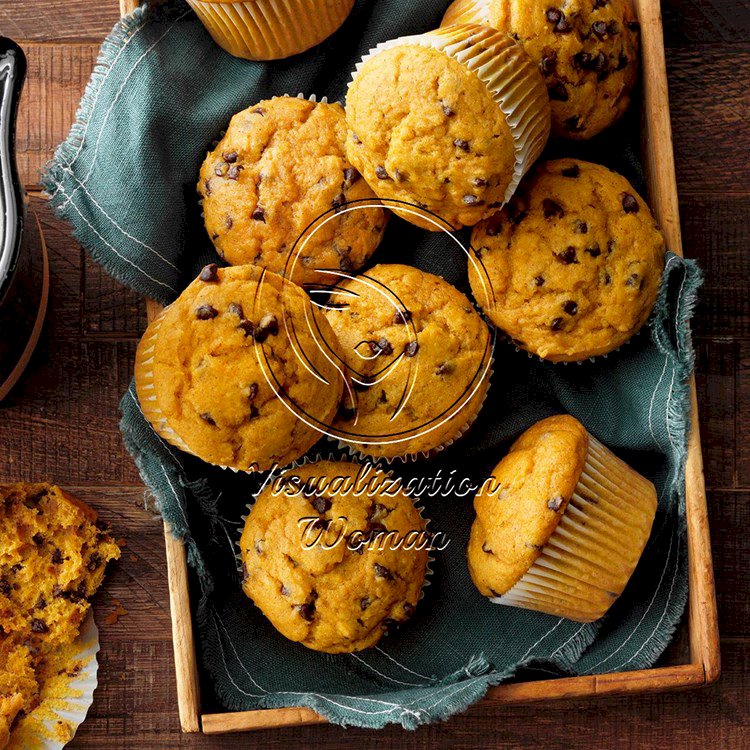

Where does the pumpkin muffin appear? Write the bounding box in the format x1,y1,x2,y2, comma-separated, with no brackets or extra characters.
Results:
442,0,640,139
135,264,346,472
468,415,657,621
198,96,387,287
240,460,428,653
345,24,550,230
323,264,492,459
187,0,355,61
469,159,665,362
0,483,120,741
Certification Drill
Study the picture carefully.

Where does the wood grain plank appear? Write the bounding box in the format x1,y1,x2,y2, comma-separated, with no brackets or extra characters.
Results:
66,639,749,749
0,1,120,42
737,342,750,488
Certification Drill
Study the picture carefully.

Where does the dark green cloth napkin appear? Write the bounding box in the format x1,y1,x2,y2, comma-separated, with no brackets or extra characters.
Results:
43,0,702,729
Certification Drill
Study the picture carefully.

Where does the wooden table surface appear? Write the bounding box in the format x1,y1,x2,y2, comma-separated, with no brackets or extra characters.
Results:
0,1,748,747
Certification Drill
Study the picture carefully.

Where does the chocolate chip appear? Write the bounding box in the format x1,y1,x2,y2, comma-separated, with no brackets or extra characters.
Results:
35,594,47,610
547,8,572,33
562,164,580,178
482,541,493,554
368,338,393,356
463,194,481,205
546,8,562,23
551,317,564,331
227,164,243,180
295,602,316,622
360,597,371,611
280,585,291,597
543,198,565,218
441,102,455,117
564,116,584,132
404,341,419,358
593,52,610,80
311,518,331,531
30,618,49,633
238,320,254,337
403,602,415,617
627,20,641,31
486,214,504,236
32,533,44,545
214,162,228,177
51,547,64,564
203,179,212,196
607,20,620,35
548,495,565,511
625,272,641,287
534,275,545,287
251,106,265,116
228,302,244,318
574,219,588,234
604,272,612,285
548,82,569,101
311,496,332,514
254,314,279,342
374,563,394,580
435,362,454,375
249,405,260,419
454,138,470,152
616,53,629,71
592,20,608,39
223,151,238,163
343,167,361,187
393,310,412,325
200,412,216,426
87,552,102,571
248,383,258,401
594,0,609,7
563,300,578,315
255,539,265,555
622,193,639,213
196,304,218,320
393,168,407,182
375,165,390,180
586,244,601,257
332,192,347,211
338,404,356,421
0,579,10,596
351,132,362,144
378,389,387,404
472,177,488,187
554,246,578,264
199,263,220,282
251,206,266,222
540,51,557,76
572,51,593,71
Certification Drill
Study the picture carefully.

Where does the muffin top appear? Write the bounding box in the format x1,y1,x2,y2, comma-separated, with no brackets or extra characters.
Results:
323,264,492,458
468,415,588,596
443,0,640,139
345,36,520,230
198,96,387,286
468,159,665,362
0,483,120,653
240,460,428,653
135,265,344,471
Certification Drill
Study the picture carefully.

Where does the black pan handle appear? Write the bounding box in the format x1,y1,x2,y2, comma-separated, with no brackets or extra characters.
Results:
0,38,27,305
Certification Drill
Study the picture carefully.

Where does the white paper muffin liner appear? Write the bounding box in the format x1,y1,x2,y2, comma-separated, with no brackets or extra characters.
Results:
490,435,657,622
187,0,355,61
441,0,492,27
236,454,435,646
6,614,99,750
348,23,551,208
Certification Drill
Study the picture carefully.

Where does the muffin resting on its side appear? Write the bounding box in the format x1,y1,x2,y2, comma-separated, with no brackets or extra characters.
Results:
240,460,428,653
345,24,550,230
134,265,345,472
469,159,665,362
323,264,492,459
198,96,386,287
442,0,640,139
468,415,657,621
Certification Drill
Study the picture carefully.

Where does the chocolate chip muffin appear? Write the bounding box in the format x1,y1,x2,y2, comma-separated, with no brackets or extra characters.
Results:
468,415,657,621
442,0,640,139
198,96,387,287
323,264,492,458
345,24,550,230
134,264,345,472
240,460,428,653
468,159,665,362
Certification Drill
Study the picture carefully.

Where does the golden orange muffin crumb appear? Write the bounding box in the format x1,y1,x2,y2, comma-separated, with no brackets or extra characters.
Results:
135,264,346,472
0,483,119,745
468,415,657,621
324,264,492,458
198,96,387,286
241,461,428,653
469,159,665,362
443,0,639,139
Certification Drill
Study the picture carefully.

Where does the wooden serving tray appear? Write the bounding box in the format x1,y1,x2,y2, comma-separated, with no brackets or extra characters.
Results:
123,0,721,733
